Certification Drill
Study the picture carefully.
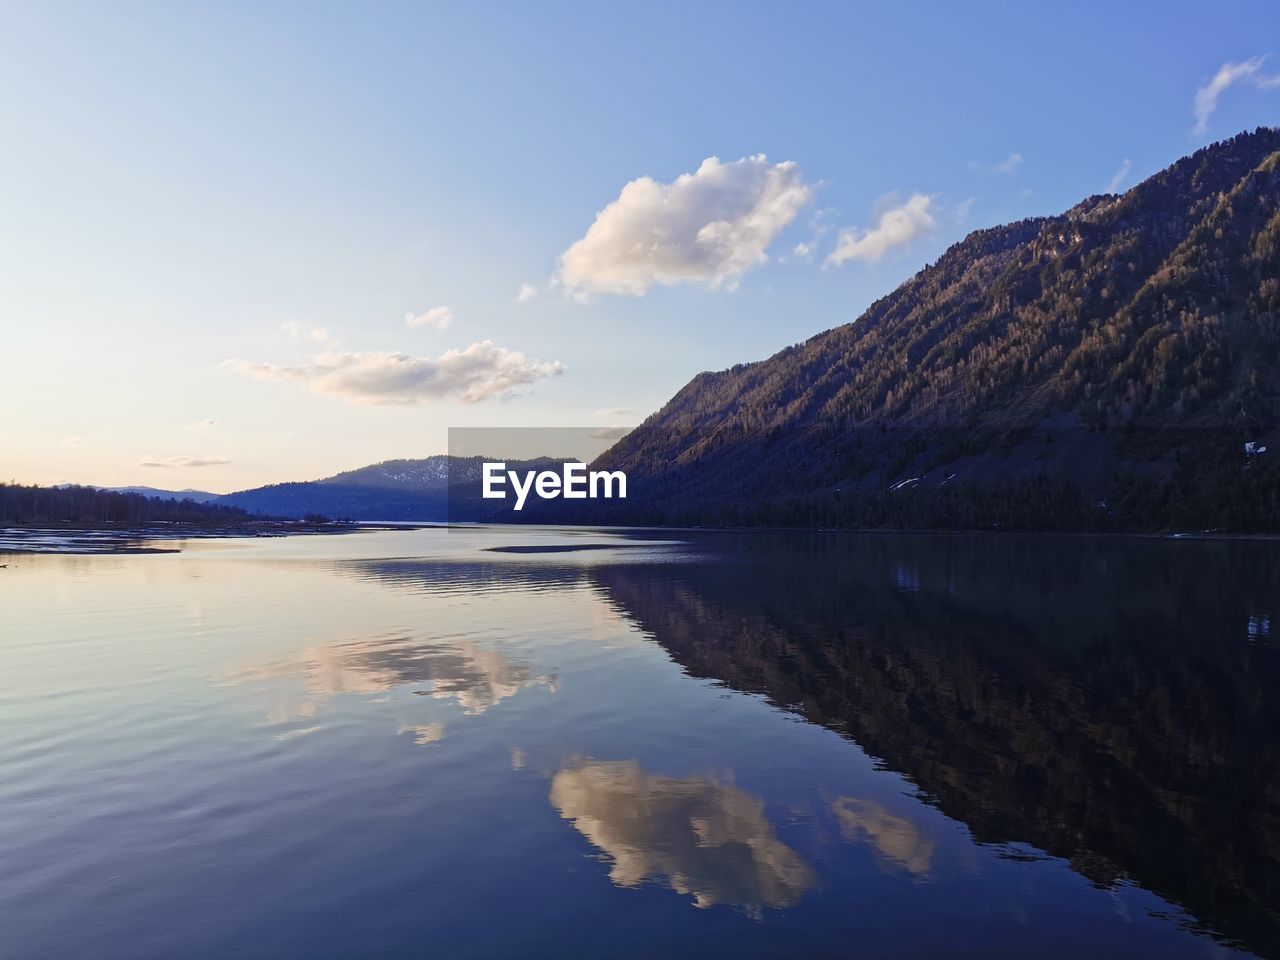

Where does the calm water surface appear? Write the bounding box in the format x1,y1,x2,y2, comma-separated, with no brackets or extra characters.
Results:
1,527,1278,959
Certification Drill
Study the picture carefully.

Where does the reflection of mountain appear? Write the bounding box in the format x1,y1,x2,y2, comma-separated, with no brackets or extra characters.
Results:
549,757,815,913
583,534,1280,957
340,535,1279,953
225,633,553,722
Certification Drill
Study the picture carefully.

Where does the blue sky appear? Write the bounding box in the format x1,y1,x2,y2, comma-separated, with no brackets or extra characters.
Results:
2,0,1278,491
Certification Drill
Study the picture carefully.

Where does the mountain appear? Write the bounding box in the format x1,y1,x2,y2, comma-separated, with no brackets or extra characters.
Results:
216,481,449,521
103,485,221,503
596,128,1280,531
318,456,459,490
216,457,457,520
216,456,565,520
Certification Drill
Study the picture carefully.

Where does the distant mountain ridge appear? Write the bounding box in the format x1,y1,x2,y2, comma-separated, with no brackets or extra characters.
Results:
68,456,563,521
103,485,221,503
215,455,566,520
79,130,1280,531
592,128,1280,531
318,456,478,491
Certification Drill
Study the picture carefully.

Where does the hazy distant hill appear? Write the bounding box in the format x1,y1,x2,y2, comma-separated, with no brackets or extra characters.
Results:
216,456,564,520
215,481,447,521
216,457,458,519
104,485,221,503
317,456,461,490
595,128,1280,531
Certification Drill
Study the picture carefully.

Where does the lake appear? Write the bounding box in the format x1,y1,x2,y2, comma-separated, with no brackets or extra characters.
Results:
1,527,1277,959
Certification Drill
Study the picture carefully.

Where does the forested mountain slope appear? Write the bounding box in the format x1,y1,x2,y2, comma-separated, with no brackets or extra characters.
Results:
217,456,565,520
596,128,1280,530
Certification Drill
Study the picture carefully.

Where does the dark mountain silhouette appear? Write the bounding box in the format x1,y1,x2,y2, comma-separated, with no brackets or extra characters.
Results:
595,128,1280,531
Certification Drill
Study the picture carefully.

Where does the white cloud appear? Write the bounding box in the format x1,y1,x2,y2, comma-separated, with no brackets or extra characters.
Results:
590,426,631,442
229,341,565,405
188,418,217,430
1193,57,1280,135
557,154,812,298
594,407,636,417
970,152,1023,175
825,193,937,267
515,283,538,304
140,455,230,468
996,153,1024,174
282,321,332,344
1105,158,1132,194
405,305,454,330
788,208,835,263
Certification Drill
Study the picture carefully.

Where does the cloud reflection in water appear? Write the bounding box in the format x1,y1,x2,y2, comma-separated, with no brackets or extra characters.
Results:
225,634,554,724
830,797,937,877
550,758,815,914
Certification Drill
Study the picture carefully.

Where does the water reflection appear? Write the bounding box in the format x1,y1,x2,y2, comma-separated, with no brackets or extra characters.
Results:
549,757,816,914
398,721,446,746
830,797,937,878
353,532,1280,954
585,534,1280,954
225,633,554,723
7,529,1278,959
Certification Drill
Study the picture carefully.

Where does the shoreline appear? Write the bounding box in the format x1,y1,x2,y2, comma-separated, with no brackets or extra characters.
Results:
464,520,1280,544
4,519,1279,557
0,519,431,556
